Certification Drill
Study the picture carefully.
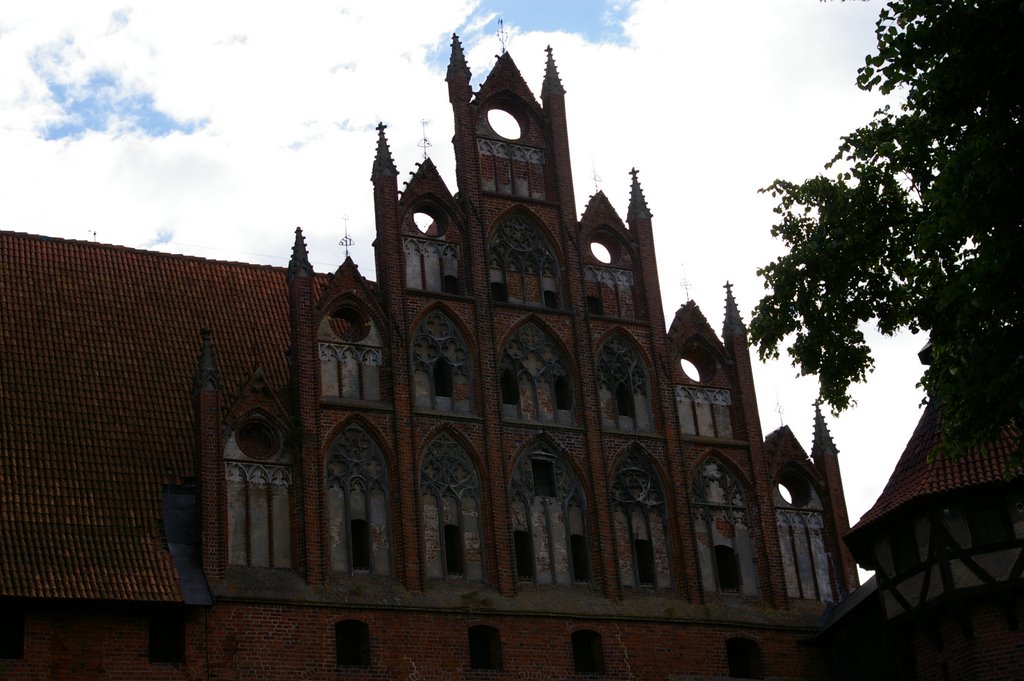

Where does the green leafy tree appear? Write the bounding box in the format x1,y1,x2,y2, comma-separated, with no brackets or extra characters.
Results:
750,0,1024,459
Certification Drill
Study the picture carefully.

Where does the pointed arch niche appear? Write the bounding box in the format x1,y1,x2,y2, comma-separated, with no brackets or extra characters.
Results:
691,457,758,596
411,309,473,413
499,321,573,424
403,201,463,295
610,448,671,588
487,214,560,309
774,466,833,601
595,334,653,432
325,424,391,575
419,434,484,581
509,447,589,585
319,302,384,402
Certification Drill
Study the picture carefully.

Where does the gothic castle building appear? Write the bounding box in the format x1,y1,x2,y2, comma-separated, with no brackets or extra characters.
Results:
0,39,860,679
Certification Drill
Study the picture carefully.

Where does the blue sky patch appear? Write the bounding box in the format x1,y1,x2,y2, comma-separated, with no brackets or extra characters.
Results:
472,0,631,46
41,69,205,141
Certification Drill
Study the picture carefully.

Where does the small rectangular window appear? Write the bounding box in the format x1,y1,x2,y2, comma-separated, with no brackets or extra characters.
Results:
149,611,185,664
571,630,604,673
336,620,370,667
0,608,25,660
531,460,556,497
468,625,502,670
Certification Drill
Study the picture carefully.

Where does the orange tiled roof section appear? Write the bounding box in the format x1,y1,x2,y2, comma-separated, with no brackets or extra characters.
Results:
0,231,326,601
850,402,1021,536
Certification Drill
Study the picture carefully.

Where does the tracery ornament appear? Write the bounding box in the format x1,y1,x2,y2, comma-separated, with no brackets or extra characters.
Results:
595,334,653,431
500,322,572,422
610,450,671,588
419,434,483,581
411,310,472,411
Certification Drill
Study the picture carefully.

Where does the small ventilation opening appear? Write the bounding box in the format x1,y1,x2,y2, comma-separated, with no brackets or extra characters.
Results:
543,289,559,308
571,630,604,674
148,611,185,664
501,368,520,406
433,359,453,398
442,275,460,295
570,534,589,582
443,523,463,576
336,620,370,667
513,530,534,579
468,625,502,670
554,375,572,411
635,538,656,586
532,460,556,497
491,281,508,302
350,519,371,571
726,638,763,679
714,545,740,592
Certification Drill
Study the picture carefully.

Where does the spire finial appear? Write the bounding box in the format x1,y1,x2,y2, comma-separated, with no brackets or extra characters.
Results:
371,122,398,181
194,328,219,394
679,262,692,302
542,44,566,97
590,160,601,194
812,403,840,459
627,167,651,220
418,119,431,160
446,33,471,83
723,281,746,336
288,226,314,280
497,19,509,55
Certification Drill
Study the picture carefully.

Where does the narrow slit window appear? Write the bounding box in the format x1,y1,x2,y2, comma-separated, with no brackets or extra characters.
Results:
615,383,633,418
715,545,740,591
350,518,371,571
501,368,520,405
444,523,463,575
554,375,571,411
514,530,534,579
434,358,453,398
532,459,556,497
635,538,655,586
570,534,589,582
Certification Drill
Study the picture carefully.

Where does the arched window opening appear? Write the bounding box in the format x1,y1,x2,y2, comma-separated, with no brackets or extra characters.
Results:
571,630,604,674
726,638,763,679
420,434,483,581
412,311,472,413
596,335,653,432
468,625,502,670
488,215,559,308
403,235,460,293
611,450,671,589
692,458,756,596
500,323,573,424
319,305,383,402
325,426,391,575
510,451,587,585
336,620,370,667
714,545,740,591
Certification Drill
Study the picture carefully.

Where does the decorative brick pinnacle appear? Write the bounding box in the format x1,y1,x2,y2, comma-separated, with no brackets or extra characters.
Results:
723,281,746,337
447,33,471,83
371,122,398,182
287,226,314,281
194,328,219,394
627,168,651,220
542,45,565,97
812,403,839,459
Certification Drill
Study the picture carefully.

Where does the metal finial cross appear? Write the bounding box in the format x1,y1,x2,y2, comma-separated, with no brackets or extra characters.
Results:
90,230,97,242
418,119,431,160
591,161,601,194
775,393,785,428
497,18,508,55
679,263,691,302
339,214,354,258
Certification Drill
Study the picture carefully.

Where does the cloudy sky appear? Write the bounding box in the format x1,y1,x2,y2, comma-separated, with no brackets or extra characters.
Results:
0,0,925,567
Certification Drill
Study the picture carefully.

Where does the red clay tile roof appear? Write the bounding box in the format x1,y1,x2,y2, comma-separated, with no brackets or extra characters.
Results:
849,402,1022,537
0,231,321,601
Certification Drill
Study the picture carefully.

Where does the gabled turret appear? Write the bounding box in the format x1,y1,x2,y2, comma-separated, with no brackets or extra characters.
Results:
287,226,313,282
446,33,471,104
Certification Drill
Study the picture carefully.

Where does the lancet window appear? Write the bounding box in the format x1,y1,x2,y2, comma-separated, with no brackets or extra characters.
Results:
487,215,560,308
412,310,473,413
610,450,671,588
509,449,589,585
596,335,653,432
325,425,391,575
499,322,573,424
420,434,483,581
691,458,757,595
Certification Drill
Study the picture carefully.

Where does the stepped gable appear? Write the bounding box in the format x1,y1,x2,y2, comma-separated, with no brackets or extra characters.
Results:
0,230,318,601
849,402,1022,535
